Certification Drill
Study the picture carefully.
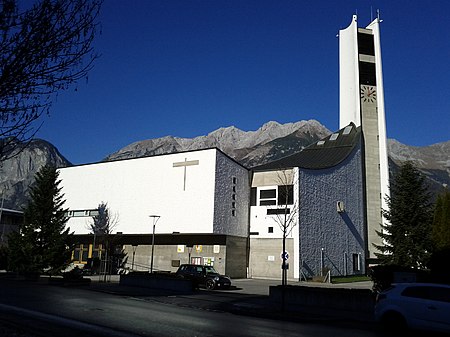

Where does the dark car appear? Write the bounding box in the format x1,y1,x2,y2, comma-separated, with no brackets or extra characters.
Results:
175,264,231,290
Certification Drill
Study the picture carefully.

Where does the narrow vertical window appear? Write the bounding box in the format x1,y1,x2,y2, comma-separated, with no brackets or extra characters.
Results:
352,253,361,272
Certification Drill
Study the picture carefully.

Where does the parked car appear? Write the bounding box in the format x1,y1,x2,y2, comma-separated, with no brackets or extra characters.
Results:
175,264,231,290
375,283,450,334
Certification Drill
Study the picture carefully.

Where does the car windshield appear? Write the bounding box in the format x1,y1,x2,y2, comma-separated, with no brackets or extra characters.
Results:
204,266,218,274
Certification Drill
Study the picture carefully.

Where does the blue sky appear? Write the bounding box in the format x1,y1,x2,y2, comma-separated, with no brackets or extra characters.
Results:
36,0,450,165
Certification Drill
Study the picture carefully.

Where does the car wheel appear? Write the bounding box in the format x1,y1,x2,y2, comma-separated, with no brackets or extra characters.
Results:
380,311,407,333
205,279,215,290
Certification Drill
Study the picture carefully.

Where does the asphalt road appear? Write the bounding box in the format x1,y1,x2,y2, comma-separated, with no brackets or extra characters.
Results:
0,277,383,337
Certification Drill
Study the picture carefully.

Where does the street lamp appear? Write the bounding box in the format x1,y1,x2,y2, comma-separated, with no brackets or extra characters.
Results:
149,215,160,274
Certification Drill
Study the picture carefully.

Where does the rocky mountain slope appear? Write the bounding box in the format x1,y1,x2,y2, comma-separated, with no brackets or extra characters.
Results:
0,139,71,210
1,120,449,210
105,119,331,167
387,139,450,198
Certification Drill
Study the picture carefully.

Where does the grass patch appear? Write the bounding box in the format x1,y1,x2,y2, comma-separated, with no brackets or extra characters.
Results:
331,275,371,283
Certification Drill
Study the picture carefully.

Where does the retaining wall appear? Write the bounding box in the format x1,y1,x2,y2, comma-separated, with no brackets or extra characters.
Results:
120,273,193,294
269,285,375,321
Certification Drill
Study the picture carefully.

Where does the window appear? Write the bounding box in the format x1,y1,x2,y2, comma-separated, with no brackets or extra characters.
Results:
72,210,86,217
73,244,89,263
232,177,237,184
250,187,257,206
260,200,276,206
402,286,450,303
278,185,294,205
402,286,429,300
343,125,353,135
352,253,361,272
268,227,273,233
259,189,277,206
88,210,99,216
359,61,376,86
260,189,276,199
68,209,99,218
357,32,375,56
267,208,290,215
329,133,339,141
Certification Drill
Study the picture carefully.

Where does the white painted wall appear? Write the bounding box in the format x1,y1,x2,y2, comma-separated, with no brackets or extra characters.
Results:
59,149,246,236
249,169,300,279
339,15,360,128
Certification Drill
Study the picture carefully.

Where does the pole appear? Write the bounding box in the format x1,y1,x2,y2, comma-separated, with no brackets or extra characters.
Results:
150,222,155,273
149,215,160,274
131,245,137,270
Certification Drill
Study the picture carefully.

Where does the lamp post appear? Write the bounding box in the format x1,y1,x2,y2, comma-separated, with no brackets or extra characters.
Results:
131,244,138,271
149,215,160,274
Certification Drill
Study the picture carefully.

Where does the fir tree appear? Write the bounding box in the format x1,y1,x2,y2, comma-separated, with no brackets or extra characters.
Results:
432,189,450,251
375,161,433,268
8,165,72,275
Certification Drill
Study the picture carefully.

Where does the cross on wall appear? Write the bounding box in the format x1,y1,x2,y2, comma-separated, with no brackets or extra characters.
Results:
172,158,199,191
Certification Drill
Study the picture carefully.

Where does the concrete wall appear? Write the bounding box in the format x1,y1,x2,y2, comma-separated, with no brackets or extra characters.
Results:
339,15,360,128
213,151,249,237
269,285,375,319
249,238,295,280
367,18,390,251
120,274,193,294
59,149,249,238
225,236,248,278
123,243,227,275
299,142,366,277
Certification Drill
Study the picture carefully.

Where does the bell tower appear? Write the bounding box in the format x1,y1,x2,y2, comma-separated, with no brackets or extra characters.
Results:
339,15,390,261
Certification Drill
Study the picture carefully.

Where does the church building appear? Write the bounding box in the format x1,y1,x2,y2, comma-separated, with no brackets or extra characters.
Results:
59,15,389,280
60,148,250,278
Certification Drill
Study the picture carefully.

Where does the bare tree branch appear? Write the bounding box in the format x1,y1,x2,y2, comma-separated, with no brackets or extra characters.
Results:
0,0,101,161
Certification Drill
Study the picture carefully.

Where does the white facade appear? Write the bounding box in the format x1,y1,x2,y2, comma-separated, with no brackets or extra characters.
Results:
339,15,360,128
339,15,390,257
249,169,300,279
59,148,249,238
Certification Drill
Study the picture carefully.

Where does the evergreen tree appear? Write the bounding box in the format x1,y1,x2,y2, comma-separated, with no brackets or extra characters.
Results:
375,161,433,268
8,165,72,274
432,189,450,251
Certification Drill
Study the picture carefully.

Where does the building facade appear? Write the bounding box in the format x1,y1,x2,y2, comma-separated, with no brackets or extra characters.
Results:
58,15,389,280
59,148,250,278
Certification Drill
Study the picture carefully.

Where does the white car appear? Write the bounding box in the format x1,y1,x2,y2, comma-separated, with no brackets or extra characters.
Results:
375,283,450,334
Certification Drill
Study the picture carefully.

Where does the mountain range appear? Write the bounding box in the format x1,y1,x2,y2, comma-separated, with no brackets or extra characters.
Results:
1,120,449,210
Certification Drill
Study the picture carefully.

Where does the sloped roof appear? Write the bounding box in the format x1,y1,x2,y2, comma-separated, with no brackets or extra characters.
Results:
253,123,361,170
